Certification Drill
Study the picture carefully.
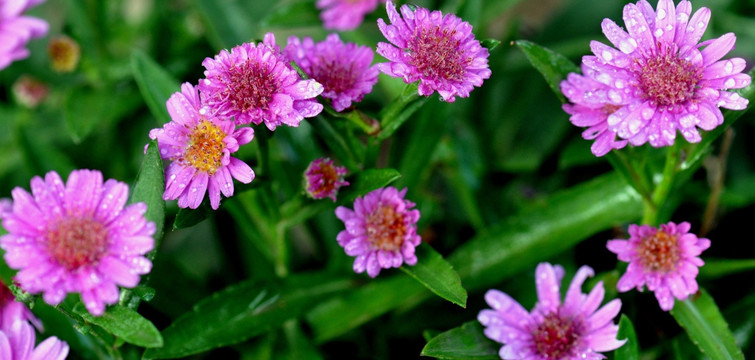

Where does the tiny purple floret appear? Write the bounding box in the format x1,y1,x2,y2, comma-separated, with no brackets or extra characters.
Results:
198,33,324,130
560,0,751,156
335,186,421,278
304,157,349,202
607,221,710,311
149,82,255,210
376,1,491,102
479,263,625,360
285,33,379,112
0,0,49,70
0,170,155,316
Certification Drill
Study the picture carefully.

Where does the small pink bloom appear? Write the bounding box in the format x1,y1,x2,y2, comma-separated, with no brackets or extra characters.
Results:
376,1,491,102
1,281,41,332
607,221,710,311
0,170,155,316
285,34,378,112
316,0,385,31
149,82,255,210
198,33,324,130
304,158,349,201
561,0,751,156
0,320,68,360
0,0,49,70
335,187,421,278
479,263,625,360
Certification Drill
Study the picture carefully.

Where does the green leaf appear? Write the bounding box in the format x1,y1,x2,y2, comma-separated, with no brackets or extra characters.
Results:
72,304,163,348
129,140,166,260
378,83,428,140
338,168,402,204
400,243,467,307
700,258,755,279
480,39,501,51
421,321,499,359
193,0,256,50
615,315,639,360
260,0,320,28
514,40,579,103
131,50,180,125
671,288,744,360
309,116,362,171
143,273,352,359
64,88,140,143
173,202,215,230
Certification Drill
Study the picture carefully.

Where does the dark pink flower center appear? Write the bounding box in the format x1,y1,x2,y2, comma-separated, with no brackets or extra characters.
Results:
637,52,702,106
638,229,680,273
310,58,357,94
308,162,340,198
533,312,583,359
181,119,226,175
408,25,468,82
223,60,278,113
365,205,407,251
46,216,109,270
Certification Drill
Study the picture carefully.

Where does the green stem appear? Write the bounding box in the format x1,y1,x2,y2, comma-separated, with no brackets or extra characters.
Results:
642,143,681,226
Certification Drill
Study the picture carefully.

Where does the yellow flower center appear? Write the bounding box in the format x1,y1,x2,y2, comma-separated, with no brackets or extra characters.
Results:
184,120,226,175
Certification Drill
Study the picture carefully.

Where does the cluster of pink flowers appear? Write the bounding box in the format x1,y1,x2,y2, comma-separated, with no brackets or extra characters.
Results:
0,0,48,70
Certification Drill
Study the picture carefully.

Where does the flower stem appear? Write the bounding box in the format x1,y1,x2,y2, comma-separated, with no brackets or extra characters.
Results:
642,142,682,226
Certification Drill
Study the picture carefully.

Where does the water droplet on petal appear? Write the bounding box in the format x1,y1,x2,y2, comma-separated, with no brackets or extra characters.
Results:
654,29,663,37
724,61,733,74
657,9,666,20
602,50,613,62
724,78,736,88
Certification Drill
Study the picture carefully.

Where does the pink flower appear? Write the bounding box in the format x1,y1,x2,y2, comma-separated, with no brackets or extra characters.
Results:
376,1,491,102
607,221,710,311
149,82,255,210
198,33,324,130
316,0,385,31
304,158,349,201
0,170,155,316
561,0,751,156
0,320,68,360
1,281,41,333
285,33,379,112
334,187,421,278
0,0,48,70
478,263,625,360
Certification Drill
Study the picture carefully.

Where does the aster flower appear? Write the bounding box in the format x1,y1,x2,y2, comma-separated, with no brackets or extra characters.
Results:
561,0,751,156
198,33,324,130
0,0,48,70
316,0,385,31
0,169,155,316
47,35,80,73
607,221,710,311
478,263,625,360
149,82,255,210
376,1,491,102
11,75,48,108
284,33,379,112
0,320,68,360
334,186,421,278
304,158,349,201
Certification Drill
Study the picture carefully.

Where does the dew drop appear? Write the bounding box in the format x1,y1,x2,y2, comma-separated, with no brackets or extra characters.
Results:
615,79,625,89
607,113,622,126
642,108,654,119
697,21,705,28
608,90,622,103
724,78,736,88
657,9,666,20
724,61,733,74
601,50,613,62
654,28,663,37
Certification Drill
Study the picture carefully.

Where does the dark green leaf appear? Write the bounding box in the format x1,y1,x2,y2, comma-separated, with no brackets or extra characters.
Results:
142,273,352,359
700,258,755,279
480,39,501,51
514,40,579,103
129,140,165,260
400,243,467,307
671,288,744,360
64,89,135,143
338,168,402,204
309,116,363,172
421,321,499,359
17,125,75,177
72,304,163,348
131,50,180,125
260,0,320,28
615,315,639,360
193,0,256,50
173,202,215,230
378,83,428,140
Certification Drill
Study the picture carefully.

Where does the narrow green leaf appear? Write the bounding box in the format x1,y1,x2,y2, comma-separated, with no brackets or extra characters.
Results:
173,202,215,230
338,168,402,204
64,89,136,143
421,321,499,359
480,39,501,51
193,0,256,50
309,116,362,171
17,126,75,177
400,243,467,307
514,40,579,103
615,315,639,360
142,273,352,359
72,304,163,348
131,50,180,125
260,0,319,28
129,140,166,259
700,258,755,279
378,83,428,140
671,288,744,360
